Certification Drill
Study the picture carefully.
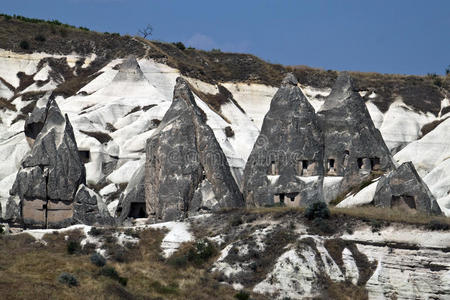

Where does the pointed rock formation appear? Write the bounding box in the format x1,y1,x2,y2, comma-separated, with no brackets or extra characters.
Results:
144,77,244,221
317,72,394,193
9,98,111,228
113,55,146,82
373,162,441,215
243,73,324,207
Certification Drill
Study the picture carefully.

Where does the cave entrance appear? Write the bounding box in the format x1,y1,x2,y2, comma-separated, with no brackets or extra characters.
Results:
128,203,147,218
78,150,90,164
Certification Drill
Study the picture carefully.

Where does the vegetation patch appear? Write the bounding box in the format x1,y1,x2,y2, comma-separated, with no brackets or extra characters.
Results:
420,116,449,137
79,130,112,144
0,97,17,111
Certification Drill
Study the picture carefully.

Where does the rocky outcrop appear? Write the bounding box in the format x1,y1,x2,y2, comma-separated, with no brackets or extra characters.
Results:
73,185,115,225
243,73,324,207
116,162,146,223
317,72,395,194
373,162,441,215
9,98,111,228
145,77,244,221
113,55,145,82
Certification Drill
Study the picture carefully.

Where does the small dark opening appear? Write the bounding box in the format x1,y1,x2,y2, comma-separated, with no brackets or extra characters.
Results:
279,194,285,203
42,204,47,210
79,150,90,164
344,150,350,155
370,157,380,170
25,122,44,141
128,203,147,218
329,159,335,168
357,158,363,169
302,160,308,170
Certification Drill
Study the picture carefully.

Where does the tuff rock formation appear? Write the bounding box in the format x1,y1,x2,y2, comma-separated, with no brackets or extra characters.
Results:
9,98,111,228
373,162,441,215
114,55,145,82
243,73,324,207
116,163,146,223
73,184,115,225
144,77,244,221
317,72,394,194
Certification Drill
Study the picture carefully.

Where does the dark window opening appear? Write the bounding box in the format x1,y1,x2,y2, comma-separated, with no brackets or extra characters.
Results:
79,150,90,164
302,160,308,170
128,203,147,218
269,161,278,175
344,150,350,155
25,122,44,141
370,157,380,170
279,194,285,203
357,158,363,169
329,159,335,168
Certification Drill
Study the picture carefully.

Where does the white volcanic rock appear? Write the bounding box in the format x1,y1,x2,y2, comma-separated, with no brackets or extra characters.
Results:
379,98,435,154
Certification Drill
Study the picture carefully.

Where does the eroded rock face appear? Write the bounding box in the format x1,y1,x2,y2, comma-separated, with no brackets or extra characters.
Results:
243,73,324,207
113,55,145,82
9,98,110,227
116,162,146,223
73,185,115,226
373,162,441,215
317,72,395,194
145,77,244,221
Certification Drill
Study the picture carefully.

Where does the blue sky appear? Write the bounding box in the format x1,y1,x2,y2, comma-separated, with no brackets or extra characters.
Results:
2,0,449,75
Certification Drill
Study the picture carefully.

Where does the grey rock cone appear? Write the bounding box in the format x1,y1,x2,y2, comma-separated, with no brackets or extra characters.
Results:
373,162,441,215
317,72,394,194
145,77,244,221
243,73,324,207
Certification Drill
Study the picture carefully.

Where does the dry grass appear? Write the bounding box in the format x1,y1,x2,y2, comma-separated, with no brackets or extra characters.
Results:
330,206,450,227
0,228,259,300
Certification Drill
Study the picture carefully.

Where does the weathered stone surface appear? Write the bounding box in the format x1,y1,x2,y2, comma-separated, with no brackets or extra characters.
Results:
9,98,87,228
243,73,324,207
4,196,20,222
116,162,146,223
373,162,441,215
317,72,394,194
113,55,145,82
145,77,244,221
73,185,114,226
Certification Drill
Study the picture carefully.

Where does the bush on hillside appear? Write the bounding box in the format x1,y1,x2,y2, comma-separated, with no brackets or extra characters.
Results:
173,42,186,51
90,253,106,267
304,202,330,220
58,272,79,287
19,40,30,50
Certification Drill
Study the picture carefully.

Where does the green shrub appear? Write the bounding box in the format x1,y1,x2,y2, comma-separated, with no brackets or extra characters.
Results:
19,40,30,50
100,266,119,279
34,34,46,42
90,253,106,267
304,202,330,220
428,219,450,231
235,290,250,300
66,240,80,254
100,266,127,286
173,42,186,50
58,272,79,287
88,227,102,236
168,239,217,268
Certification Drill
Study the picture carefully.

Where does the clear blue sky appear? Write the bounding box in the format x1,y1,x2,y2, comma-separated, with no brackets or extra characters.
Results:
2,0,449,75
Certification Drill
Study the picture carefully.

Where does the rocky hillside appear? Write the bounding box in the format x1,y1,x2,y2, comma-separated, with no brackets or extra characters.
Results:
0,15,449,299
